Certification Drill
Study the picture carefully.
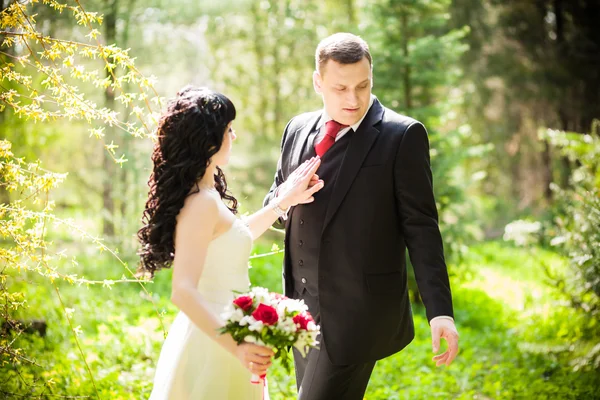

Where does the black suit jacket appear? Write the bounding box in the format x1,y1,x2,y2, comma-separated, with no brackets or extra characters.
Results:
264,98,453,364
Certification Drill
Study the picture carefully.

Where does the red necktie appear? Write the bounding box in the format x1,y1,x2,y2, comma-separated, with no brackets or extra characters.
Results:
314,120,347,157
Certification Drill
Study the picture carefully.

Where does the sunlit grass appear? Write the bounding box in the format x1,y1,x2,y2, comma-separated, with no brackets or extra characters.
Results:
2,241,598,399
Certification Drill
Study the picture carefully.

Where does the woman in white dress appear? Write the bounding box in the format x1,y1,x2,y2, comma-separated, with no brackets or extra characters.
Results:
138,86,323,399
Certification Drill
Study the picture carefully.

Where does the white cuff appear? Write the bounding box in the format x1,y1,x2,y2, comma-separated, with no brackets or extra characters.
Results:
430,316,454,324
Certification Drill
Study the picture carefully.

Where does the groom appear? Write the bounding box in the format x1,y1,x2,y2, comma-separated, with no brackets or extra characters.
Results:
264,33,459,399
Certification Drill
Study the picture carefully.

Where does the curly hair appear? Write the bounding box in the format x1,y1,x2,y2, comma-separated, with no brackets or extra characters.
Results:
137,86,238,276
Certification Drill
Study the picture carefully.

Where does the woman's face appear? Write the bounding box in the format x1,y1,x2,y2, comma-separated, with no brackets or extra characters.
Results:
211,121,236,166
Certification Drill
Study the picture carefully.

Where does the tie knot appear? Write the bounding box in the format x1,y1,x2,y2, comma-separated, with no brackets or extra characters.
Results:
325,120,347,139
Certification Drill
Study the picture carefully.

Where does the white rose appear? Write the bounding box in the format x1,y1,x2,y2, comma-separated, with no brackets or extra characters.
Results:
278,299,308,314
248,320,264,332
230,308,244,323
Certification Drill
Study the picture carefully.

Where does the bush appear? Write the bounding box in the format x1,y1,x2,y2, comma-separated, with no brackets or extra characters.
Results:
540,123,600,370
0,2,161,396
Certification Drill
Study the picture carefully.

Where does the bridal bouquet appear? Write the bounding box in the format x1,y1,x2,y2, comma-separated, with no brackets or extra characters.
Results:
219,286,320,383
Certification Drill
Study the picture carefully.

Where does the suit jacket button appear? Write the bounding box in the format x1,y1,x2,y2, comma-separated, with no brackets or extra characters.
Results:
301,277,307,284
299,240,303,247
298,260,303,266
300,219,304,225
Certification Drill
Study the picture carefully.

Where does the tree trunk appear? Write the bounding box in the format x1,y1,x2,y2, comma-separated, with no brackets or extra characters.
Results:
541,140,553,201
346,0,356,26
0,0,14,205
271,2,284,140
251,3,268,143
102,0,118,237
401,11,412,111
118,0,138,247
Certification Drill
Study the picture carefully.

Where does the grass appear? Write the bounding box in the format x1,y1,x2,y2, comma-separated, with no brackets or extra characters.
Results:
1,239,599,399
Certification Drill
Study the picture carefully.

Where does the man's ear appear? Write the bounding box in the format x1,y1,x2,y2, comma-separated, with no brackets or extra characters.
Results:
313,71,322,94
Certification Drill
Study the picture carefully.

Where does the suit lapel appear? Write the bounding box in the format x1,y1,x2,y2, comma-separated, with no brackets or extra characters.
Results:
322,99,385,231
292,112,322,168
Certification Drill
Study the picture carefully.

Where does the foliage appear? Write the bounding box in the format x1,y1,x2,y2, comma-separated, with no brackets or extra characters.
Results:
3,240,599,398
0,0,162,142
450,0,600,224
0,252,168,396
0,1,164,396
540,124,600,370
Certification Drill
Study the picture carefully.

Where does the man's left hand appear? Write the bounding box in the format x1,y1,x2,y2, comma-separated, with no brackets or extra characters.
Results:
431,318,459,367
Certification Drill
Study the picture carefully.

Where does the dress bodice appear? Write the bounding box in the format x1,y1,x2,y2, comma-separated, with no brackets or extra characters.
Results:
197,218,253,307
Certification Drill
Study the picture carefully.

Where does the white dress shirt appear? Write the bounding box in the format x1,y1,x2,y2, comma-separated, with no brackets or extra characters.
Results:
314,95,376,145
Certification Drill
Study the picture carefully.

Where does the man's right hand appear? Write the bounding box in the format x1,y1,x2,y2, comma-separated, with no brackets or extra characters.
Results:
431,318,459,367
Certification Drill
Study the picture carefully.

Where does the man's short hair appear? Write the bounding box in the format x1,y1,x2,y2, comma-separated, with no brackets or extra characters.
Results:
315,33,372,74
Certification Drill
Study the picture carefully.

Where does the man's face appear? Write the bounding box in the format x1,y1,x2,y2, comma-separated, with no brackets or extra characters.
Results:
313,57,372,126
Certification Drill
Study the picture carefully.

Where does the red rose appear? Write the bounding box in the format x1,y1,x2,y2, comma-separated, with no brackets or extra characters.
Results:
233,295,253,311
293,312,313,330
251,303,279,325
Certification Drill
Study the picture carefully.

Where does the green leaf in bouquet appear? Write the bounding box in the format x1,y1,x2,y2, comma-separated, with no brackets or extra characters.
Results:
276,347,293,374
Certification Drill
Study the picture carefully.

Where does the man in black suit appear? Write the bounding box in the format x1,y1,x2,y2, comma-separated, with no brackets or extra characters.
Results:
264,32,459,399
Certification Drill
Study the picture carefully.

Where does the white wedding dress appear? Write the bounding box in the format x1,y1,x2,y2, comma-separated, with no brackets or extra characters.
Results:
149,218,268,400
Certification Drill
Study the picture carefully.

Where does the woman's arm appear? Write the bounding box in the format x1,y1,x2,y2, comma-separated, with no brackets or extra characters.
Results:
170,192,273,374
246,157,323,240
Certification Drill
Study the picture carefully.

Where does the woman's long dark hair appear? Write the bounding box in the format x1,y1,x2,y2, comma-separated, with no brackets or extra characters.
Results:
138,86,238,276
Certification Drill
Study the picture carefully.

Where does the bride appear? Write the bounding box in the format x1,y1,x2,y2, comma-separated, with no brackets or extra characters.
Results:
137,85,323,399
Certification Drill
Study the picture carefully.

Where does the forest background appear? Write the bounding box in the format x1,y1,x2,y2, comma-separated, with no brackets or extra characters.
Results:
1,0,599,398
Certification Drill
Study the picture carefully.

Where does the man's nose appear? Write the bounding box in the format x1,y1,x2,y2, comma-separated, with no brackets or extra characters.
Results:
345,90,359,106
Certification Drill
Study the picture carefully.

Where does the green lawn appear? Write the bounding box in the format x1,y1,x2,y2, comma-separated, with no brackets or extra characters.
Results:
2,240,599,399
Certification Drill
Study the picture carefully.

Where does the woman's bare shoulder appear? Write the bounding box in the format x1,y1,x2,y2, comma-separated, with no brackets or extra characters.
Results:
178,190,219,227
